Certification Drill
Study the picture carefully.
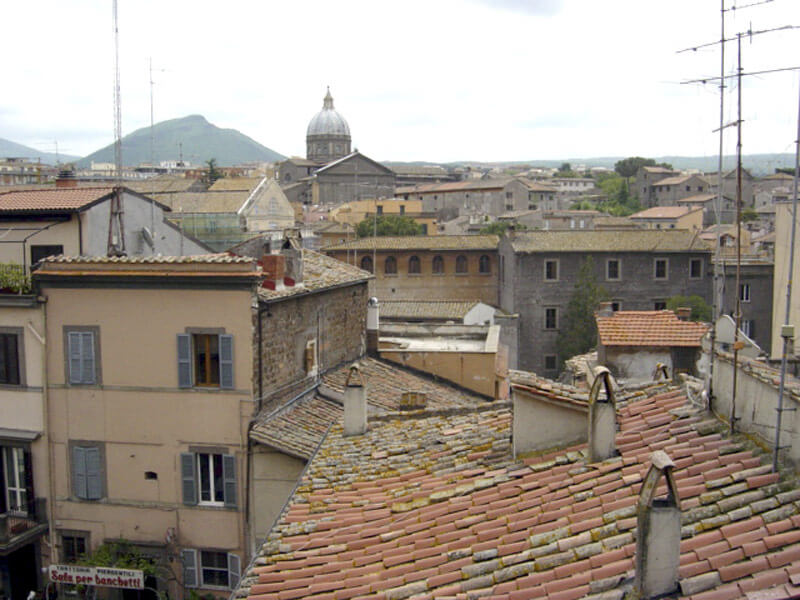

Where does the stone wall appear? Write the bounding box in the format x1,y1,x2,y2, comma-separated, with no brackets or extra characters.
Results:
255,283,368,407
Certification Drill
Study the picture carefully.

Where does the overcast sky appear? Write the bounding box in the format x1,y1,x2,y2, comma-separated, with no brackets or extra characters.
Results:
3,0,800,164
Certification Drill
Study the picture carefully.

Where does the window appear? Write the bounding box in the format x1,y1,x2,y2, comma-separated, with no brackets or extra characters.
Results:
544,307,558,330
0,328,23,386
360,256,373,273
399,205,405,215
654,259,668,280
376,205,383,215
611,301,622,312
31,244,63,266
180,451,236,508
182,549,240,590
408,256,421,274
505,204,513,211
654,301,667,310
690,258,703,279
384,256,397,275
177,332,233,389
544,259,558,281
455,255,468,274
606,259,620,281
2,446,30,514
741,319,755,338
740,284,751,303
544,355,558,371
65,327,100,385
71,443,104,500
432,255,444,275
61,532,88,564
479,255,491,274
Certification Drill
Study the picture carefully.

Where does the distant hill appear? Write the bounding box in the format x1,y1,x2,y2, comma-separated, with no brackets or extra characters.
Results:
388,154,795,177
0,137,80,164
77,115,285,168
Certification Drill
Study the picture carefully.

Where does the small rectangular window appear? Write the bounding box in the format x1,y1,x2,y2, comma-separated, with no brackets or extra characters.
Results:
544,260,558,281
71,443,104,500
606,259,620,281
177,333,234,389
181,451,236,508
654,301,667,310
654,259,668,280
611,301,622,312
61,531,89,564
65,327,100,385
31,244,64,266
690,258,703,279
740,283,751,303
3,446,29,514
544,355,558,371
0,331,21,385
544,307,558,330
183,549,240,590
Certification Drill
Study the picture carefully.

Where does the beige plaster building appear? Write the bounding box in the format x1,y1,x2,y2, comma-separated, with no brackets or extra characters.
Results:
324,235,500,304
34,255,262,599
772,200,800,360
629,206,703,231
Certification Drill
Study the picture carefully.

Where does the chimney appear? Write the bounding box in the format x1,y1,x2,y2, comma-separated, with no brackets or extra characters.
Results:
367,297,380,357
634,451,681,599
676,307,691,321
55,169,77,188
343,364,367,436
587,366,617,462
260,254,285,291
281,232,303,286
596,301,614,318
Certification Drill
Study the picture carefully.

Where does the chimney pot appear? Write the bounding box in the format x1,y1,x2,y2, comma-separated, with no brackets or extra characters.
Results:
676,307,692,321
343,364,367,436
367,297,380,357
587,366,617,463
596,302,614,318
634,450,681,599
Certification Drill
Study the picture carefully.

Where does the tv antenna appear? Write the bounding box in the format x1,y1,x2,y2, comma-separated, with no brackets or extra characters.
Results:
108,0,126,256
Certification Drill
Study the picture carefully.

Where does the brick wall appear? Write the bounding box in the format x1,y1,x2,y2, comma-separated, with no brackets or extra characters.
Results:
254,283,368,407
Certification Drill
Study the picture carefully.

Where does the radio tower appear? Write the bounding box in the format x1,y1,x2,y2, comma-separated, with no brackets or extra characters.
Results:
108,0,126,256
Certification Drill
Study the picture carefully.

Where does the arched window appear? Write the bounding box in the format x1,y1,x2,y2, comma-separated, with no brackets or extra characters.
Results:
455,255,468,274
479,255,491,274
360,256,373,273
408,256,421,274
432,255,444,275
385,256,397,275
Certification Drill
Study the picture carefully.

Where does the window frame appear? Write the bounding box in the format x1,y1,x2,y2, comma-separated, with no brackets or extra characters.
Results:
544,307,559,330
360,255,373,273
544,259,559,282
654,300,667,311
2,445,30,515
180,450,236,509
739,283,751,303
689,258,703,279
606,259,621,281
384,256,397,276
432,255,444,275
64,326,101,386
478,255,491,275
0,327,24,387
408,255,421,275
69,441,106,501
177,330,234,390
182,549,240,590
30,244,64,266
60,530,90,564
653,258,669,280
455,255,468,275
544,355,558,371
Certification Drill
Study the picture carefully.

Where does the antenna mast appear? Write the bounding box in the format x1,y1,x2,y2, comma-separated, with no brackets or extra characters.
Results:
108,0,126,256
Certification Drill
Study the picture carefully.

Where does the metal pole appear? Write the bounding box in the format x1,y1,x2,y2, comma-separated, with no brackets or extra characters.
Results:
773,71,800,471
729,33,743,435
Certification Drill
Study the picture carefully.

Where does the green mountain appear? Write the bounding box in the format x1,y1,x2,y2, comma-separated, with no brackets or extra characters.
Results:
0,137,80,164
77,115,285,168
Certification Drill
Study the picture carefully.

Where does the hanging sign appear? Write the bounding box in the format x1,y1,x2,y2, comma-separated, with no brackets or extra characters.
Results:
48,565,144,589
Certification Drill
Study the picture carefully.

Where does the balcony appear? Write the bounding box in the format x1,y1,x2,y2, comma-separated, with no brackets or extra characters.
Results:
0,498,48,555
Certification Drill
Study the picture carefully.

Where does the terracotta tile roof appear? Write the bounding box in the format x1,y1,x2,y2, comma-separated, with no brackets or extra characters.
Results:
508,230,710,253
642,166,678,175
597,310,710,347
257,249,371,301
656,174,697,186
239,381,800,600
207,177,263,192
678,193,719,204
249,358,488,457
324,234,499,252
40,253,254,265
630,206,702,219
159,190,249,212
0,187,115,212
380,300,482,321
127,175,200,194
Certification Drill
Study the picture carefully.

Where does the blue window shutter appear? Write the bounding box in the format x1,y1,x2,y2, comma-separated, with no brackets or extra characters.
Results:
72,446,88,499
177,334,192,388
219,334,234,389
85,446,102,499
181,549,198,588
227,553,241,590
222,454,236,508
80,332,95,384
180,453,197,505
68,332,82,384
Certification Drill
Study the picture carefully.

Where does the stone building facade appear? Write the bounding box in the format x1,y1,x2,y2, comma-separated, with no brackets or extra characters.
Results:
498,230,713,377
325,235,499,304
717,257,773,353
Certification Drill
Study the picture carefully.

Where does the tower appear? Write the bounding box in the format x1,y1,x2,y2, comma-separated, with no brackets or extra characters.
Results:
306,87,351,163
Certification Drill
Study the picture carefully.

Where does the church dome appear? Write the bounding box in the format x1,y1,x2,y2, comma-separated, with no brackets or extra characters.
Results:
306,88,351,137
